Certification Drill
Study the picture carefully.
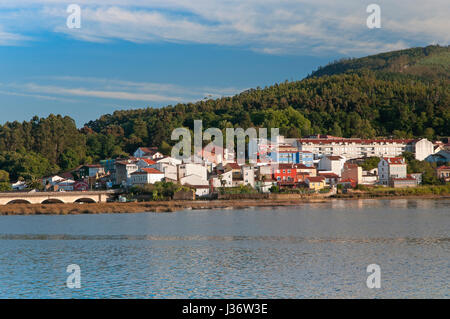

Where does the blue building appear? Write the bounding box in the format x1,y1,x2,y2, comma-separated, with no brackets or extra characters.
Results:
296,151,314,167
425,150,450,164
270,151,314,167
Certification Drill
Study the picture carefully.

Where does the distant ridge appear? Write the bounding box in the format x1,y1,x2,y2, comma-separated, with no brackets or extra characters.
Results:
309,45,449,81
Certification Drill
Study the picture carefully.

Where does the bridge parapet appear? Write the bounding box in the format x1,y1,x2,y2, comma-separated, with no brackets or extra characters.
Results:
0,190,117,205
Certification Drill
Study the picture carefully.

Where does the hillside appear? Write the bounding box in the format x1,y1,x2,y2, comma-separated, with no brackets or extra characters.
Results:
310,45,450,81
0,45,448,180
83,46,448,155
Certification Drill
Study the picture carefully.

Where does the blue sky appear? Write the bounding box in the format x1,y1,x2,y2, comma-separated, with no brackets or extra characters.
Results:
0,1,448,126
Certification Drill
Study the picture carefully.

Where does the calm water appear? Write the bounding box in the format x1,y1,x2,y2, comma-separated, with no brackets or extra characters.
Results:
0,199,448,298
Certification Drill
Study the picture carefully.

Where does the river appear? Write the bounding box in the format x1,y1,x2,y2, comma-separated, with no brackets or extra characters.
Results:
0,199,448,298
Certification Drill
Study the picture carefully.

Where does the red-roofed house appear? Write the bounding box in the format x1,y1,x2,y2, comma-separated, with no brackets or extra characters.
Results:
137,158,157,169
318,172,340,186
305,176,326,191
341,162,363,185
436,166,450,182
73,181,89,191
338,178,357,188
273,164,310,183
130,168,164,185
378,157,407,185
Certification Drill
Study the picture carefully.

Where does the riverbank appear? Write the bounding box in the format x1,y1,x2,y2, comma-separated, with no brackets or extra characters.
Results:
0,193,448,215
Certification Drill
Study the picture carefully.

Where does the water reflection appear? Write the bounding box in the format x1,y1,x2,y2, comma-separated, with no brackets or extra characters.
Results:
0,199,448,298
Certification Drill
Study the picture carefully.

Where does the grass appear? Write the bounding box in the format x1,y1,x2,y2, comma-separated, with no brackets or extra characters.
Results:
336,184,450,198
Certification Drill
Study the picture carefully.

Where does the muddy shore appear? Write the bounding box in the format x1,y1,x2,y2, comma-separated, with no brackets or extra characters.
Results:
0,194,448,215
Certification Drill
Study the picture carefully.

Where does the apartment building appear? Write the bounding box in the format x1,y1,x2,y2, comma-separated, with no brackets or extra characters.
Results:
296,136,433,160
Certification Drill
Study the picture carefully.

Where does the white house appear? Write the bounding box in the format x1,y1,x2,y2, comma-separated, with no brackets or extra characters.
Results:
318,156,346,176
241,165,255,187
191,185,211,197
42,175,64,186
11,180,27,190
130,168,164,185
55,179,75,191
177,163,208,181
133,147,164,160
411,138,434,161
155,156,182,166
180,174,209,187
210,170,233,188
378,157,407,185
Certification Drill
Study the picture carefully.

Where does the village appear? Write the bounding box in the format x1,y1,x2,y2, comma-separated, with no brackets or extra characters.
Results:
6,134,449,201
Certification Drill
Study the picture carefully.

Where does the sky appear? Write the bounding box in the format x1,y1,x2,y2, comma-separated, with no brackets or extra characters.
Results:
0,0,448,126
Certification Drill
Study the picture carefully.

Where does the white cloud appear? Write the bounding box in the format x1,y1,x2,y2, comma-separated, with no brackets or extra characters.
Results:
0,26,30,45
2,77,245,104
0,1,448,54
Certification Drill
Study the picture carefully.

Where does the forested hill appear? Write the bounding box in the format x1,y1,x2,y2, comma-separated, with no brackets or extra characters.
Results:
0,45,448,181
84,45,448,152
310,45,449,81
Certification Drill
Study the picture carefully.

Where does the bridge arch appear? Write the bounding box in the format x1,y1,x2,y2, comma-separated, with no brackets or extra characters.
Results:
74,198,97,203
41,199,65,204
7,199,31,204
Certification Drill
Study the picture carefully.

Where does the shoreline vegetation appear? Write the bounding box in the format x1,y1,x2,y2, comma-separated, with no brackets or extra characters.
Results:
0,186,448,215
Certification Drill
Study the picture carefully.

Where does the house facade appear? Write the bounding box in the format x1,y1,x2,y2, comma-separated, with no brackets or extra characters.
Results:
178,163,208,181
130,168,164,185
115,160,139,185
318,156,346,176
378,157,407,185
436,166,450,182
296,137,433,160
305,176,326,191
341,163,363,185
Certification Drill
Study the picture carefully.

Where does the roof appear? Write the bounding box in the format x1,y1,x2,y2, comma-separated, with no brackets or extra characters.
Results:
344,163,359,169
305,134,341,139
318,172,339,178
326,156,343,161
140,158,156,165
83,164,103,168
273,150,298,153
298,138,415,144
226,162,241,170
306,176,325,182
437,165,450,170
392,177,416,181
59,172,75,179
382,157,405,165
339,178,356,183
276,163,313,170
116,160,138,165
131,168,163,175
138,147,158,155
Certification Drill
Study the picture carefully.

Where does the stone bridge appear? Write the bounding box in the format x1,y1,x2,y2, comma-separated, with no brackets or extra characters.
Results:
0,190,117,205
